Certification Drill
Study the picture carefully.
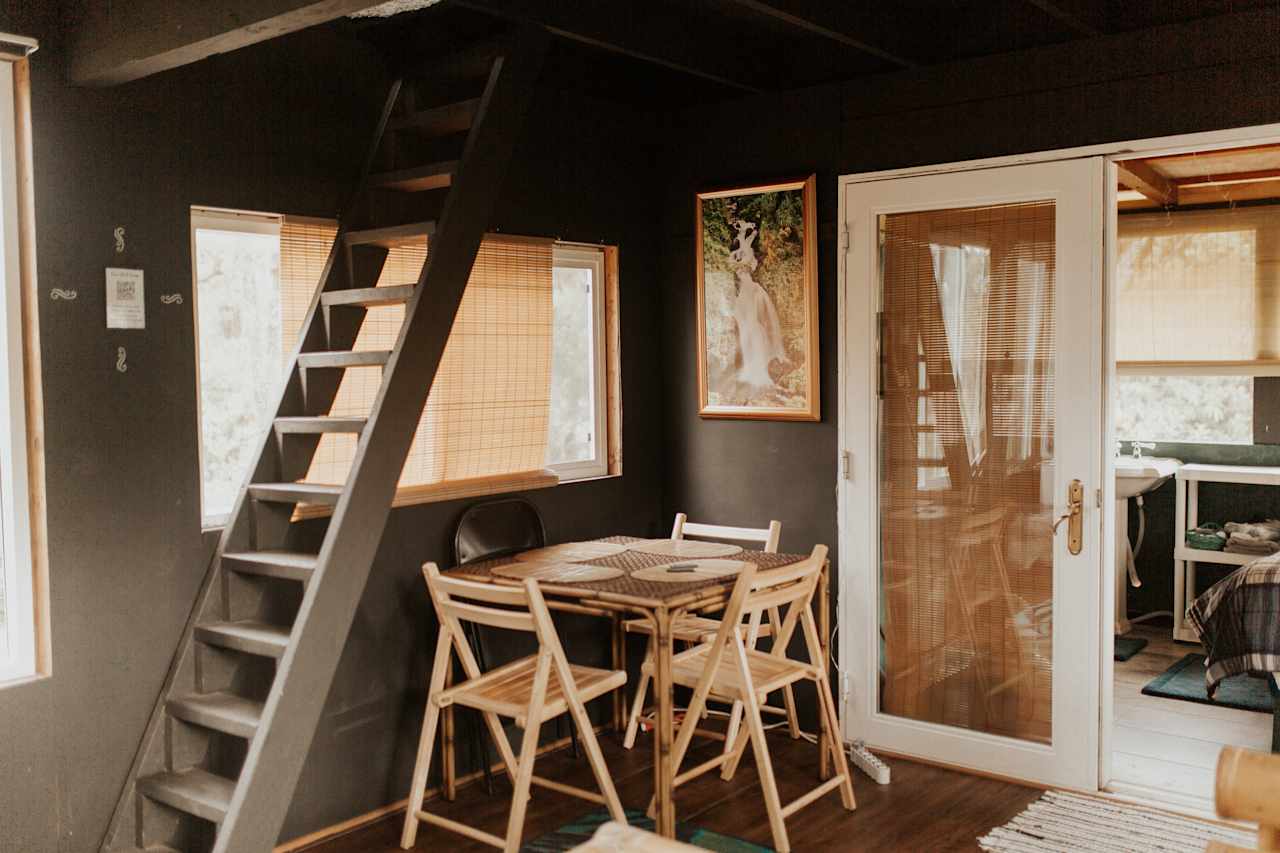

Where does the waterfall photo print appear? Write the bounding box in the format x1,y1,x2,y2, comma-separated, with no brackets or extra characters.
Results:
696,176,819,420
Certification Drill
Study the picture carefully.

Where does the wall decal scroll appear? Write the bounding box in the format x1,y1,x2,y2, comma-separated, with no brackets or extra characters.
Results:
50,288,77,301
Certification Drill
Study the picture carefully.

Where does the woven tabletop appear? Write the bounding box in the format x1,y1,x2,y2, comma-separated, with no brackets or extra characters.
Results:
448,535,806,605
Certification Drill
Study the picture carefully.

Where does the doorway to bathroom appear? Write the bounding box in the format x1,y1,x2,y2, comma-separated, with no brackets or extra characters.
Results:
1104,141,1280,812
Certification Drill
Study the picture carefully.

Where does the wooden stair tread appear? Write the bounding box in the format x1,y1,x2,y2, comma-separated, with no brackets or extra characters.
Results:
247,482,344,505
137,768,236,824
321,285,415,308
439,655,626,726
296,350,391,369
195,620,291,658
390,97,478,136
168,691,263,739
343,221,436,247
222,549,317,582
273,416,365,434
369,160,457,192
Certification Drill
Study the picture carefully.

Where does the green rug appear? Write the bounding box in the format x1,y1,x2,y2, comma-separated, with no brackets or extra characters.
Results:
1114,636,1148,662
1142,653,1277,713
521,809,772,852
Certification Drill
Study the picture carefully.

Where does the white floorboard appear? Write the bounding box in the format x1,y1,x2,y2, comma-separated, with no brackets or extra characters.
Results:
1108,623,1273,809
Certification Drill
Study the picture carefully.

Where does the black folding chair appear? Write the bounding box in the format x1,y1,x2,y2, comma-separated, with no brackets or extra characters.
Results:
452,498,578,793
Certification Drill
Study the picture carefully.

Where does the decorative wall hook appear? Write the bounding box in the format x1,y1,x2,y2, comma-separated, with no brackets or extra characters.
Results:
160,293,184,305
114,226,126,253
50,288,77,301
116,346,127,373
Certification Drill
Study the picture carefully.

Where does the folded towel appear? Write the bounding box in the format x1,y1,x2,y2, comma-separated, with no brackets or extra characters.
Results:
1225,534,1280,555
1224,520,1280,542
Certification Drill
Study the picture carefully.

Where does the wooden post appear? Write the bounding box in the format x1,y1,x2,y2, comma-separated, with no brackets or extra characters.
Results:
611,614,626,733
653,607,677,837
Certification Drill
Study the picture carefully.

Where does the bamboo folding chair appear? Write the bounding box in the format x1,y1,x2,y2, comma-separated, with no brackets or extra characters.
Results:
622,514,800,753
648,545,854,853
401,563,628,852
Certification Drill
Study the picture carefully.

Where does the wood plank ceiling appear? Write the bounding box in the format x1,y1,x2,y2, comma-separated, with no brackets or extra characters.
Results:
348,0,1280,105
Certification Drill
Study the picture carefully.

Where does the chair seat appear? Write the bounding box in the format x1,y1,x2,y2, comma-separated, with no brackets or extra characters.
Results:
437,655,626,727
641,643,816,699
623,615,773,643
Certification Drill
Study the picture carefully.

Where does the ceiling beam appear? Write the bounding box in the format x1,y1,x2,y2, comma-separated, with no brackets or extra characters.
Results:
68,0,385,86
1021,0,1103,37
1117,159,1178,207
721,0,916,69
454,0,763,93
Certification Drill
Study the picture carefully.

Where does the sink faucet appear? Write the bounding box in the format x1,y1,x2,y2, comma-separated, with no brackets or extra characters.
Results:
1132,441,1156,460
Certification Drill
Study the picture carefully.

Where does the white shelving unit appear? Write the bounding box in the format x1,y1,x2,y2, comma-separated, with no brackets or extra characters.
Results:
1173,463,1280,642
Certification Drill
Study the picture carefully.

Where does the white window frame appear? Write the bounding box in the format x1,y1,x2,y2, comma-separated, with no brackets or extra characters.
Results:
0,58,36,684
549,243,608,482
189,207,283,530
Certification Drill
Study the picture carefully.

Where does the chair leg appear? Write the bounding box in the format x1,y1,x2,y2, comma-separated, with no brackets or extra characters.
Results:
815,674,856,811
742,686,790,853
767,607,802,739
401,631,452,849
502,716,542,853
720,704,752,780
464,620,496,794
565,685,627,822
623,636,654,749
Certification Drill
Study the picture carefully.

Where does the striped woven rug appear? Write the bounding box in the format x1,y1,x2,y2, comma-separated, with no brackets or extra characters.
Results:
979,790,1255,852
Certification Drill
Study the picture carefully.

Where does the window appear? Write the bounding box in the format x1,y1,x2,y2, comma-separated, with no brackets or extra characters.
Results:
1115,205,1280,445
0,49,42,684
547,245,608,480
191,209,285,527
192,211,619,527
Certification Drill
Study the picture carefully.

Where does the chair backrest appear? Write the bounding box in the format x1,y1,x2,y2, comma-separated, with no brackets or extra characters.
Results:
671,512,782,553
422,562,574,693
1215,746,1280,852
454,498,546,566
709,545,827,661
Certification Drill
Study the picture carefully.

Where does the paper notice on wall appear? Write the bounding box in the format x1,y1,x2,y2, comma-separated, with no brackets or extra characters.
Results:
105,267,145,329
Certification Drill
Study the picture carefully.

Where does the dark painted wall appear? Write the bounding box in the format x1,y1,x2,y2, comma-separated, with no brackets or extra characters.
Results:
0,18,664,853
656,6,1280,666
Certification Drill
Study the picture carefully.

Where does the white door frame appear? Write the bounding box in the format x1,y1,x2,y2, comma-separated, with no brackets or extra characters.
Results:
836,120,1280,795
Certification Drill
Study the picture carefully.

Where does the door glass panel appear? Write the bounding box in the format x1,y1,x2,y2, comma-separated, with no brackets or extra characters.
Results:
878,200,1055,744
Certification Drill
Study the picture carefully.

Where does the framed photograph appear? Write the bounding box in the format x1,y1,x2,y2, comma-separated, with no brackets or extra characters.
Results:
696,175,819,420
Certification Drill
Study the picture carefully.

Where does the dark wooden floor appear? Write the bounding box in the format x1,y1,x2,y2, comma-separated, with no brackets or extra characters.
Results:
305,725,1041,852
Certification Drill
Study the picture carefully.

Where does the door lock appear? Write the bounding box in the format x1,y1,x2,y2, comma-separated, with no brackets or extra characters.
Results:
1052,479,1084,555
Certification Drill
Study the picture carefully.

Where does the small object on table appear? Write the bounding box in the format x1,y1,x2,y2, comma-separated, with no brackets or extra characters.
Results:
630,559,751,583
627,538,743,558
491,562,624,583
514,541,630,563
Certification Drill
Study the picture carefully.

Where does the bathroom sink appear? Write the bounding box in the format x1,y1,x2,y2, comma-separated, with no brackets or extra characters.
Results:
1115,456,1181,499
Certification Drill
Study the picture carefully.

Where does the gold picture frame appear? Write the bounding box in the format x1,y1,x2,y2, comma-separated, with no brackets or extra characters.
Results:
696,175,819,420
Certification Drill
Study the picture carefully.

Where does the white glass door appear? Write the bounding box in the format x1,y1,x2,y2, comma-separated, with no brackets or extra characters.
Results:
840,158,1104,789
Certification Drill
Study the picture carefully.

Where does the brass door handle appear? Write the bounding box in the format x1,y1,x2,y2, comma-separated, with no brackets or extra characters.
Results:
1052,479,1084,555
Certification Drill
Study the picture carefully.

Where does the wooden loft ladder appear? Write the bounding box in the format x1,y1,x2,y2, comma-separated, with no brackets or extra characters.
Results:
100,32,548,853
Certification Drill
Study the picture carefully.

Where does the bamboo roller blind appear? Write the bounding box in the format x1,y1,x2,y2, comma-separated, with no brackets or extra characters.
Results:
279,218,554,489
878,201,1054,745
1117,205,1280,365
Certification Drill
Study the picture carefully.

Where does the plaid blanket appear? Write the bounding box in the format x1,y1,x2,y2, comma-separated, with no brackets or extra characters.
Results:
1188,554,1280,697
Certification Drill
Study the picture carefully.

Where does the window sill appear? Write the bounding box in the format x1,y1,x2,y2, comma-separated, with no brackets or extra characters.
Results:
0,670,47,692
291,469,562,521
